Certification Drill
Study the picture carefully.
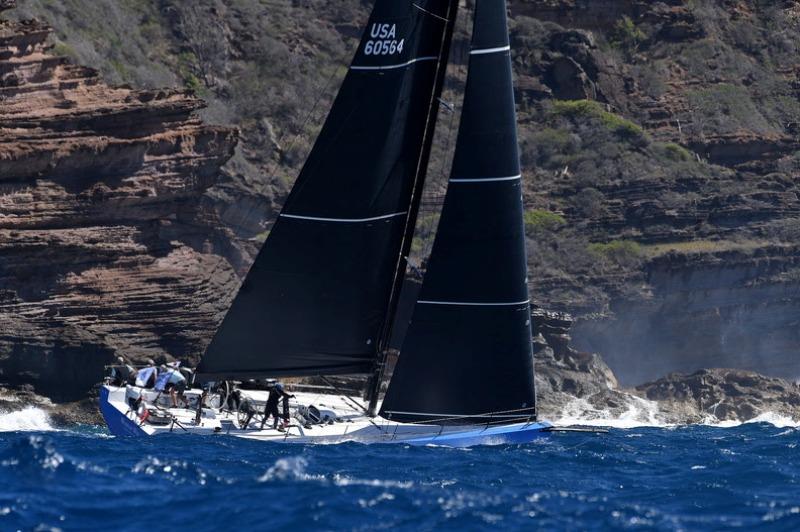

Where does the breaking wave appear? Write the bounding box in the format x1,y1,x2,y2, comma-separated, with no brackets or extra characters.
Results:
0,407,56,432
258,456,325,483
549,396,800,429
550,396,670,429
257,456,413,489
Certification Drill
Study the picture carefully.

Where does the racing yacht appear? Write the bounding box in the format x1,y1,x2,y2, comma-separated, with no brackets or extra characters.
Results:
100,0,553,446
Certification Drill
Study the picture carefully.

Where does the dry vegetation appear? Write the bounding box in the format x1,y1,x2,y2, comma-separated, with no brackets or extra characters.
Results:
10,0,800,319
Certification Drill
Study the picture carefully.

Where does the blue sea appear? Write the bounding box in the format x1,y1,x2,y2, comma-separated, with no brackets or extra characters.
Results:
1,415,799,531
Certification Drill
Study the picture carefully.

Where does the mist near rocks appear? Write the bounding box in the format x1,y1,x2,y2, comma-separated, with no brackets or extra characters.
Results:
569,252,800,386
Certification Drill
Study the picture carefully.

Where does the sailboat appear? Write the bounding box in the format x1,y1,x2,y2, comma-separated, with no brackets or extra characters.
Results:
99,0,553,446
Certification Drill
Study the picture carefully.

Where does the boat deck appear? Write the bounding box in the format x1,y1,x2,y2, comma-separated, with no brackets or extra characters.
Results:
100,385,551,446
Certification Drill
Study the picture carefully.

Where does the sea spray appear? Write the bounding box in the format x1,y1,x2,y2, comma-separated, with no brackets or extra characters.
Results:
548,392,800,429
0,407,56,432
548,395,671,429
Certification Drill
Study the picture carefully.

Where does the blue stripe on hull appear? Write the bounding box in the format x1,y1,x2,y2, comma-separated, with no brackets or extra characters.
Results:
401,422,551,447
99,387,147,437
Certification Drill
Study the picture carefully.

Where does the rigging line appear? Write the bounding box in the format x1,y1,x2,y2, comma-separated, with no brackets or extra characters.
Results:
319,376,369,415
367,0,460,417
258,64,347,199
419,0,471,261
412,3,450,23
192,4,370,331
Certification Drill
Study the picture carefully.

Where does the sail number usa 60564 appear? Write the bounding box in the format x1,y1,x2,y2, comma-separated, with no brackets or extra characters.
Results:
364,23,404,55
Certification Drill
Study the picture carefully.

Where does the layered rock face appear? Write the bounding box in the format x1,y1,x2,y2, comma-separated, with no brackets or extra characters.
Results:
509,0,800,384
0,1,239,400
2,0,799,417
532,306,623,418
532,306,800,424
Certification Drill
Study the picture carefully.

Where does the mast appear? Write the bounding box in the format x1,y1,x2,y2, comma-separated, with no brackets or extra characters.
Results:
379,0,537,424
197,0,460,382
366,0,459,417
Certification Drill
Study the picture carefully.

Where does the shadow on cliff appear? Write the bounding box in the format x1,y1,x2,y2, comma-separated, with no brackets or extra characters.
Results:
1,335,114,403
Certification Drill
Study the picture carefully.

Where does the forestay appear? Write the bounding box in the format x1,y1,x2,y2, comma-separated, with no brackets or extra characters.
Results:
381,0,537,424
197,0,458,381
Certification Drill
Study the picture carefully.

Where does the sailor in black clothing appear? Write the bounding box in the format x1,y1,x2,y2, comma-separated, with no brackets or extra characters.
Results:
107,356,135,386
262,383,294,430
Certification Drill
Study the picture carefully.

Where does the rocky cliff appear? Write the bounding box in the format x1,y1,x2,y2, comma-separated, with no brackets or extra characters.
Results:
533,306,800,425
0,0,239,400
509,0,800,384
2,0,800,419
22,0,791,386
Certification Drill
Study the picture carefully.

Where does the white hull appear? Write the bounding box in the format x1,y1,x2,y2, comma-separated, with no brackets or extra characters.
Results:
99,385,551,446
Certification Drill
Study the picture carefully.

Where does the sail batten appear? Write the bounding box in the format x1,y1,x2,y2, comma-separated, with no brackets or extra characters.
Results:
279,212,408,223
380,0,537,424
417,300,531,307
197,0,458,382
469,45,511,55
449,174,521,183
350,56,439,70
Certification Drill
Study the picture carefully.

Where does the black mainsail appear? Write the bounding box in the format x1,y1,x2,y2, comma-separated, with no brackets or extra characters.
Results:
197,0,458,380
380,0,537,423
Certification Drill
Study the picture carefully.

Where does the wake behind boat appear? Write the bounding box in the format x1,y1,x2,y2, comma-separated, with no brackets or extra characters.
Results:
100,0,554,446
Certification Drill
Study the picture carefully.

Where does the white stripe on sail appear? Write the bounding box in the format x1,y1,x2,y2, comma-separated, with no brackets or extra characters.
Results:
470,45,511,55
417,299,531,307
350,56,439,71
280,212,407,223
449,174,521,183
383,410,532,418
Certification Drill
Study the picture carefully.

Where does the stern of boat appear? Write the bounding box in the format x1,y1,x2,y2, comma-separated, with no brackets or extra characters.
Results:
99,385,148,437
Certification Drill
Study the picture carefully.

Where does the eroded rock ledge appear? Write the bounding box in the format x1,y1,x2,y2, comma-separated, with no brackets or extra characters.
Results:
0,2,239,401
533,307,800,425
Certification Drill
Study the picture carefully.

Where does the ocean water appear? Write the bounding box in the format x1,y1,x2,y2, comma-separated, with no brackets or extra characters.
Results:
1,412,799,531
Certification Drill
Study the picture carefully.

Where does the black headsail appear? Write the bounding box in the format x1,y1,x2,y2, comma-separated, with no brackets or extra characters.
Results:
197,0,458,381
380,0,537,424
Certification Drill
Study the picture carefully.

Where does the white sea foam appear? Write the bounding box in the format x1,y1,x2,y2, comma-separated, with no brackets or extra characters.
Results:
0,407,57,432
751,412,800,428
332,474,413,489
548,396,672,429
548,396,800,429
258,457,324,483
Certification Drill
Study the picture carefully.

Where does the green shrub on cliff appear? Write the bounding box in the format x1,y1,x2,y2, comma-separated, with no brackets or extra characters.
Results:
51,41,77,60
520,127,580,169
525,210,567,232
551,100,647,144
610,15,646,53
654,142,693,163
588,240,644,266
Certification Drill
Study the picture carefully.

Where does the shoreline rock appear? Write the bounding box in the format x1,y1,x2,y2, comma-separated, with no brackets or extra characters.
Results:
0,385,102,427
635,368,800,424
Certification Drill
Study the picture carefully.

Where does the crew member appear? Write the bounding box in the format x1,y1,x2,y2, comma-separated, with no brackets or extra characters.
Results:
108,356,135,386
262,382,294,430
161,362,188,408
135,359,158,389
